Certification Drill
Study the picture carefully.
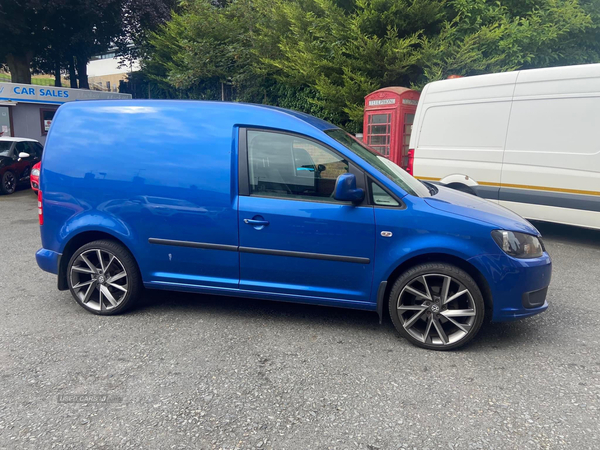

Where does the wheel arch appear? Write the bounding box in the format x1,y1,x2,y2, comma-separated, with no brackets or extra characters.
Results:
439,173,479,188
380,252,493,321
57,230,135,291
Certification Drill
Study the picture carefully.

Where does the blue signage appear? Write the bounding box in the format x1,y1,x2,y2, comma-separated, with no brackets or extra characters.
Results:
0,81,131,105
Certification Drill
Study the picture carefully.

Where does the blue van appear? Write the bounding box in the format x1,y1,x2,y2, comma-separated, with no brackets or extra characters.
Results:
36,101,551,350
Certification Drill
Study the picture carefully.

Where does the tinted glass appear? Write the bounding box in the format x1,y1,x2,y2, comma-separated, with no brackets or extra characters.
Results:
26,142,40,157
247,131,349,202
0,141,12,157
371,181,400,206
15,142,28,154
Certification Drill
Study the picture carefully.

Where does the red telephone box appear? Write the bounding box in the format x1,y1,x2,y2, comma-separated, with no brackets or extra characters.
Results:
363,87,420,170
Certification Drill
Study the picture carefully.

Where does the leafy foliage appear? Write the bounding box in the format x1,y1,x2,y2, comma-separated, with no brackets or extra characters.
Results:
142,0,600,131
0,0,175,85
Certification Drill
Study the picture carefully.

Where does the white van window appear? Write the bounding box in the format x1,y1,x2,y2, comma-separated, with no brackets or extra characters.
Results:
419,102,512,149
247,130,349,202
506,96,600,154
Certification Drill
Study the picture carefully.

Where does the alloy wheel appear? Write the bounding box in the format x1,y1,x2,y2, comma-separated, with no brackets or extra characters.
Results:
4,172,16,193
69,249,128,311
397,274,477,346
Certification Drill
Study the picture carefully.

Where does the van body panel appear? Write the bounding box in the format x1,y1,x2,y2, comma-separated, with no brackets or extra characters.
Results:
238,196,375,301
411,63,600,229
41,101,242,287
498,201,600,230
413,100,512,197
421,71,518,105
424,186,538,235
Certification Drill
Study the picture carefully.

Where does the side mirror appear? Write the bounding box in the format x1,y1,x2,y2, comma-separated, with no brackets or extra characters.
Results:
18,152,30,161
334,173,364,204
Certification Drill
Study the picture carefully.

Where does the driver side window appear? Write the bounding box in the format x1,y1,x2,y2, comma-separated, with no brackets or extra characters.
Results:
15,142,28,158
247,130,349,201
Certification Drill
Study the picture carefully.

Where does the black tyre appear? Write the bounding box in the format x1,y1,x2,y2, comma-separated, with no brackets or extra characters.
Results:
67,239,142,315
1,171,17,195
388,263,485,350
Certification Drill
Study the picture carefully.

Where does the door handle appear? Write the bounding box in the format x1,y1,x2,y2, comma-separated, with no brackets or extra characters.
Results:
244,219,269,226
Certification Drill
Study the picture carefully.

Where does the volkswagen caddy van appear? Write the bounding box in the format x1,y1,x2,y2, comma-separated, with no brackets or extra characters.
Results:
36,101,551,350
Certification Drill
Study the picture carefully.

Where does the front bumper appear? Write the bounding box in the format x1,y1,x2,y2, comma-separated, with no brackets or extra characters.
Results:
469,252,552,322
36,248,60,275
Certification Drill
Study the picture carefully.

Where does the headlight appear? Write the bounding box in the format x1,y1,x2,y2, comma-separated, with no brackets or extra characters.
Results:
491,230,544,259
31,168,40,176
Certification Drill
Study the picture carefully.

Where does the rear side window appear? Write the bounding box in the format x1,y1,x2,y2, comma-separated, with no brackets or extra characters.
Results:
247,130,349,202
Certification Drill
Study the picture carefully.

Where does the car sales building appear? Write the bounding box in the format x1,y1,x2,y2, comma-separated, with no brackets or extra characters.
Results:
0,82,131,144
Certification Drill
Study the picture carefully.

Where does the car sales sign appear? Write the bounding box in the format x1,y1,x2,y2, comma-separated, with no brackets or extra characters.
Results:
0,82,131,105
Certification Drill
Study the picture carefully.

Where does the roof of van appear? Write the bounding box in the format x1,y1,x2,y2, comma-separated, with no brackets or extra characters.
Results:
257,104,337,131
55,100,339,133
423,63,600,102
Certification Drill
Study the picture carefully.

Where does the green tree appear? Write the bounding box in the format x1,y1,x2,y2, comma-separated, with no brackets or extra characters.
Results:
142,0,600,132
0,0,48,83
1,0,175,86
144,0,267,101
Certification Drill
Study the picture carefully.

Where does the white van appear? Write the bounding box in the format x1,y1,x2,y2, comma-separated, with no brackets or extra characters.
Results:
409,63,600,230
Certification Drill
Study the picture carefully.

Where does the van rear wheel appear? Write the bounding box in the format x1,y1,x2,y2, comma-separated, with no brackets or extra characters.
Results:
67,240,142,315
388,263,485,350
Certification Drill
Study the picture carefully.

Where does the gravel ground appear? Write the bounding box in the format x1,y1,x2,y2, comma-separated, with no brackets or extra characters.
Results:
1,187,599,450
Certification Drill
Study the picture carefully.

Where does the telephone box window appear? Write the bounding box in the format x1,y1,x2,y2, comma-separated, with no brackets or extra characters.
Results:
367,113,392,156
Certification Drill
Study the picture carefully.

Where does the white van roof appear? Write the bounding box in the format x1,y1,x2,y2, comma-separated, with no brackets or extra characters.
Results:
422,63,600,103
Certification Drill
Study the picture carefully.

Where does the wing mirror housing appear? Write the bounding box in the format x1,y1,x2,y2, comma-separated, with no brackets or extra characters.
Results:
18,152,30,161
334,173,364,204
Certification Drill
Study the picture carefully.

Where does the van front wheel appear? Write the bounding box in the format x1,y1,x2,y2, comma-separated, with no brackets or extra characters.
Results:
67,240,142,315
388,263,485,350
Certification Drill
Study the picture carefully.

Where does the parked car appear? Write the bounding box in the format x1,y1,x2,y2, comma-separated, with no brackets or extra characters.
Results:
409,63,600,230
36,101,552,350
0,137,43,195
31,162,41,193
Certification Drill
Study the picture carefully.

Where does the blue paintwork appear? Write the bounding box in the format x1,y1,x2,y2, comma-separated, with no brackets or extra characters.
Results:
238,196,375,301
333,173,365,202
35,248,60,274
37,100,551,322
